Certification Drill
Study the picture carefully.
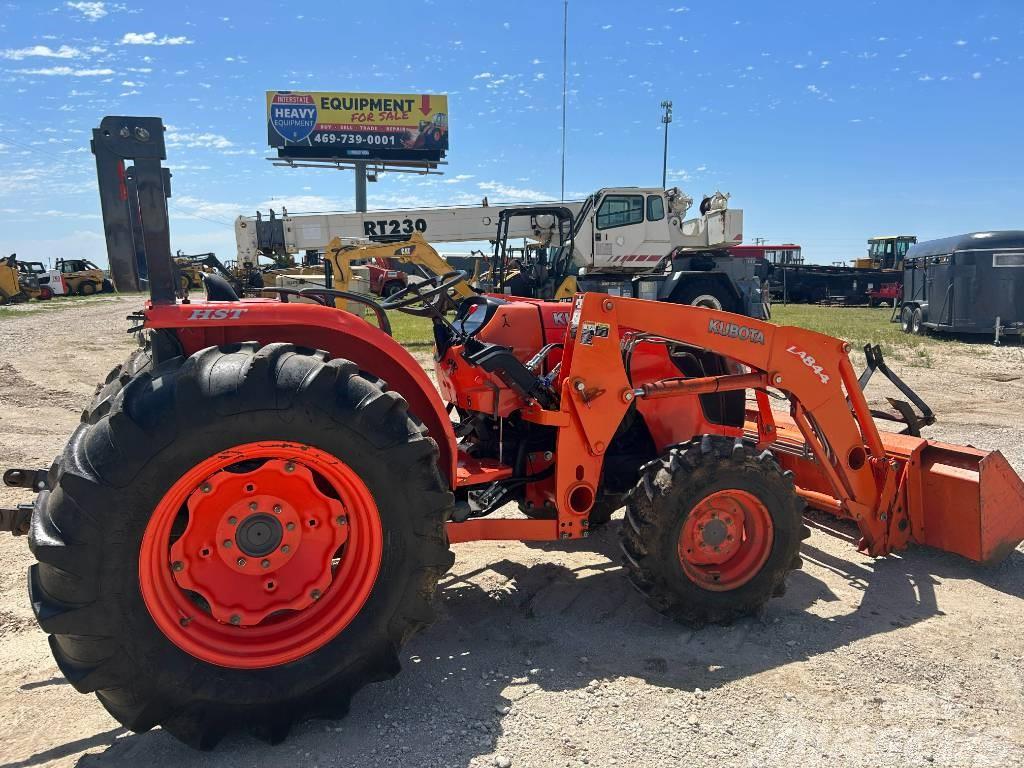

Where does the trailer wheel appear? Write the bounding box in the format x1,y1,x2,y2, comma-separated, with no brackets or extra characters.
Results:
910,307,925,335
900,305,914,333
621,436,806,625
28,342,454,748
382,280,405,298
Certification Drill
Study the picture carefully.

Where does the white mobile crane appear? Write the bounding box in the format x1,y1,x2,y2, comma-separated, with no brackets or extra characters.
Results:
235,186,767,318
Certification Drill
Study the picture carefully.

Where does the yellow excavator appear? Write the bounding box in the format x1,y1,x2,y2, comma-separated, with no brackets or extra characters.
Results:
320,233,476,310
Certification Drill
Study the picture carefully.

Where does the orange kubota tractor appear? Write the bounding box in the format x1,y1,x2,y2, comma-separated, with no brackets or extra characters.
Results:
3,116,1023,749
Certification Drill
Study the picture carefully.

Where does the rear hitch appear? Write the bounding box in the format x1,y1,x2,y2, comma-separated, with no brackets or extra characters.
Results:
857,344,936,437
3,467,49,492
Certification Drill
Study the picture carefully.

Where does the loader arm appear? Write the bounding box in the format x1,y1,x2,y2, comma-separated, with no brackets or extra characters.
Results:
545,294,1024,561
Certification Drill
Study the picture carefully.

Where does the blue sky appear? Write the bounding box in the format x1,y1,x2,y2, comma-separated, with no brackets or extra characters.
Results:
1,0,1021,266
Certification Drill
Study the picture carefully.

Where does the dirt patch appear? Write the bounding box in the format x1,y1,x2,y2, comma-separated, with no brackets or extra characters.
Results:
1,300,1022,768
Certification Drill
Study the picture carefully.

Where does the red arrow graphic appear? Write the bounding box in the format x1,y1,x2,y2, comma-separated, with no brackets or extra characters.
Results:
420,95,431,116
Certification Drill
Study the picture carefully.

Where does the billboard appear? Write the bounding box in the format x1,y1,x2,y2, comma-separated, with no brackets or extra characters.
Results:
266,91,449,162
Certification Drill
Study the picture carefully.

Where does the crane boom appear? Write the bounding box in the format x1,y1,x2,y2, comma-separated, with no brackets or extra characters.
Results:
235,200,584,265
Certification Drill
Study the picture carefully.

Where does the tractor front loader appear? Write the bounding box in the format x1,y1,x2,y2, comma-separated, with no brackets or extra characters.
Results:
3,116,1023,749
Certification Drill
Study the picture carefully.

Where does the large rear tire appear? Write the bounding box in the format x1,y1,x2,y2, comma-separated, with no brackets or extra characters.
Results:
29,341,453,747
621,436,806,625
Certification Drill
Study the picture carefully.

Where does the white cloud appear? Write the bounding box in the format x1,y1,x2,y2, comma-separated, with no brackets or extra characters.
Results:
66,1,108,21
473,71,492,79
1,44,82,60
669,6,690,11
477,181,551,202
442,174,474,184
171,195,245,221
972,71,982,80
918,74,933,81
166,130,233,149
119,32,193,46
255,195,341,212
14,66,114,76
954,39,967,46
601,24,612,30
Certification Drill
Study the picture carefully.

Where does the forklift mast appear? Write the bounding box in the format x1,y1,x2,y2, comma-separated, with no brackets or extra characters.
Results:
91,115,176,304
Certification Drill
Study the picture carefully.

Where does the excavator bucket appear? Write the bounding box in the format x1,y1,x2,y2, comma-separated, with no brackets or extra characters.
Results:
911,441,1024,564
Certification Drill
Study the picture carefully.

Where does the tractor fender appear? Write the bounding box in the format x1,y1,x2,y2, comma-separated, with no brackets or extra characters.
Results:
144,301,458,484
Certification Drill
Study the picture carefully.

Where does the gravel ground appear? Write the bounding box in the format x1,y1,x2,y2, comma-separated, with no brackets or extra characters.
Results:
1,297,1022,768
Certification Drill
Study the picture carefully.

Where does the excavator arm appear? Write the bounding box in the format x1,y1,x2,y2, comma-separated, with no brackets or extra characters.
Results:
323,232,475,303
545,294,1024,562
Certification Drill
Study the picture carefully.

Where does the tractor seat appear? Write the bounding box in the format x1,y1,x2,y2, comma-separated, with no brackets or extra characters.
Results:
202,273,240,302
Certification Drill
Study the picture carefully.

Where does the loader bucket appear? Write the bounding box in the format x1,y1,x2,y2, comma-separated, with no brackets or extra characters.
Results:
911,442,1024,565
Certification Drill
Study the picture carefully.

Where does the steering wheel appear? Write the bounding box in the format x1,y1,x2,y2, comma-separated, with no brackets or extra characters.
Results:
380,270,467,317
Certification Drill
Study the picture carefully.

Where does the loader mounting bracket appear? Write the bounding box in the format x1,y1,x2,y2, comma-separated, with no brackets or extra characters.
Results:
3,467,49,492
857,344,936,436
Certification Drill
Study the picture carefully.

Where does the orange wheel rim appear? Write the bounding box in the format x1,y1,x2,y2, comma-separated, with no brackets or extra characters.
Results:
677,489,773,591
139,441,382,669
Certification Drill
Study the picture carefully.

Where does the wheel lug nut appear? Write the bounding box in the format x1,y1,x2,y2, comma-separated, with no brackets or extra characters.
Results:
274,505,282,514
171,560,184,572
229,615,241,625
286,522,296,531
281,545,290,554
223,539,233,548
228,516,238,525
284,462,296,473
200,483,212,493
310,589,321,600
261,559,271,569
249,502,258,511
237,557,247,567
336,515,347,525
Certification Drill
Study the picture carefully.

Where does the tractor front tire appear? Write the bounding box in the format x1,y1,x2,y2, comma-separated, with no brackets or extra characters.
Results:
621,436,806,626
79,281,97,296
28,341,454,748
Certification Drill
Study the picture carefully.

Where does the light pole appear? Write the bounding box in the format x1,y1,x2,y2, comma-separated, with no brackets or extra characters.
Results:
660,100,673,189
560,0,568,200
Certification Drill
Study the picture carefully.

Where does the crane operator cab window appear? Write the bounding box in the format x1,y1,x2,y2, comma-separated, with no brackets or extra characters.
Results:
596,195,644,229
646,195,665,221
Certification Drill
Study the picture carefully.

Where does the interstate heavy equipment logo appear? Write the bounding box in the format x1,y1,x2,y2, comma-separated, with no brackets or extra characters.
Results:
269,93,317,143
